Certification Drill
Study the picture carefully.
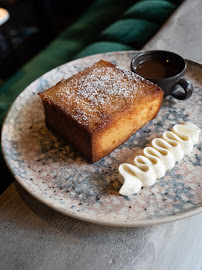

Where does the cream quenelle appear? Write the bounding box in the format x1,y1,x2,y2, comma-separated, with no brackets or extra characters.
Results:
118,122,201,196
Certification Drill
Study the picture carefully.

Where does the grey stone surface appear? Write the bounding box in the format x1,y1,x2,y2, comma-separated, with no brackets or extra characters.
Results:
0,183,202,270
0,183,199,270
143,0,202,65
1,0,202,269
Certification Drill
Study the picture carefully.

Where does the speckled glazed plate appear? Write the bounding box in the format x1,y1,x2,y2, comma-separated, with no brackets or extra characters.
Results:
1,51,202,227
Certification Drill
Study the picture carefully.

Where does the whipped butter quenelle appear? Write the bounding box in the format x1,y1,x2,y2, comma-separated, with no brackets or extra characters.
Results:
118,122,201,196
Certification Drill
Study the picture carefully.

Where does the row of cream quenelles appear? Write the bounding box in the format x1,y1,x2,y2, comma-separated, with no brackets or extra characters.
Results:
118,122,201,196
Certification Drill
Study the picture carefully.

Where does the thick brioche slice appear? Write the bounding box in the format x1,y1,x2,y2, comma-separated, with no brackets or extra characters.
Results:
39,60,163,163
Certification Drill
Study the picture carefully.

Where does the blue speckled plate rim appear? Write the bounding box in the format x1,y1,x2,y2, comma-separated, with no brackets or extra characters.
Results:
1,50,202,227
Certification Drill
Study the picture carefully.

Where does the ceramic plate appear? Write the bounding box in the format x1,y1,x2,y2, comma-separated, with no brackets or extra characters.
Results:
1,51,202,227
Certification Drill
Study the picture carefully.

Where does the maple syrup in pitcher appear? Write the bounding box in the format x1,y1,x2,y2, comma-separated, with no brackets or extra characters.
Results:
131,50,193,100
134,58,182,79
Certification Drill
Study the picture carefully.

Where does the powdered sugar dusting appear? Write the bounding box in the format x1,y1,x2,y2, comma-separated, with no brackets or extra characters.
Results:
49,61,153,129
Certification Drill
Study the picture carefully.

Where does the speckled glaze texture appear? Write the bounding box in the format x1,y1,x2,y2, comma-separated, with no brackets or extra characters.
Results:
1,51,202,227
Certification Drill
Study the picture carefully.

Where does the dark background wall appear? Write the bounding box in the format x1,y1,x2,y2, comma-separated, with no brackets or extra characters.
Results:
0,0,93,81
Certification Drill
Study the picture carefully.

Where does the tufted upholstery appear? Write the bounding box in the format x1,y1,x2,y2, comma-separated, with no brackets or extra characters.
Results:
75,0,178,58
0,0,183,193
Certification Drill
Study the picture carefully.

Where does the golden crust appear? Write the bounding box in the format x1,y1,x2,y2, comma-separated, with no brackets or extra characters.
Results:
39,60,164,163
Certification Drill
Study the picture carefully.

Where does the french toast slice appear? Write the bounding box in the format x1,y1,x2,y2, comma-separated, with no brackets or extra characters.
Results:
39,60,163,163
